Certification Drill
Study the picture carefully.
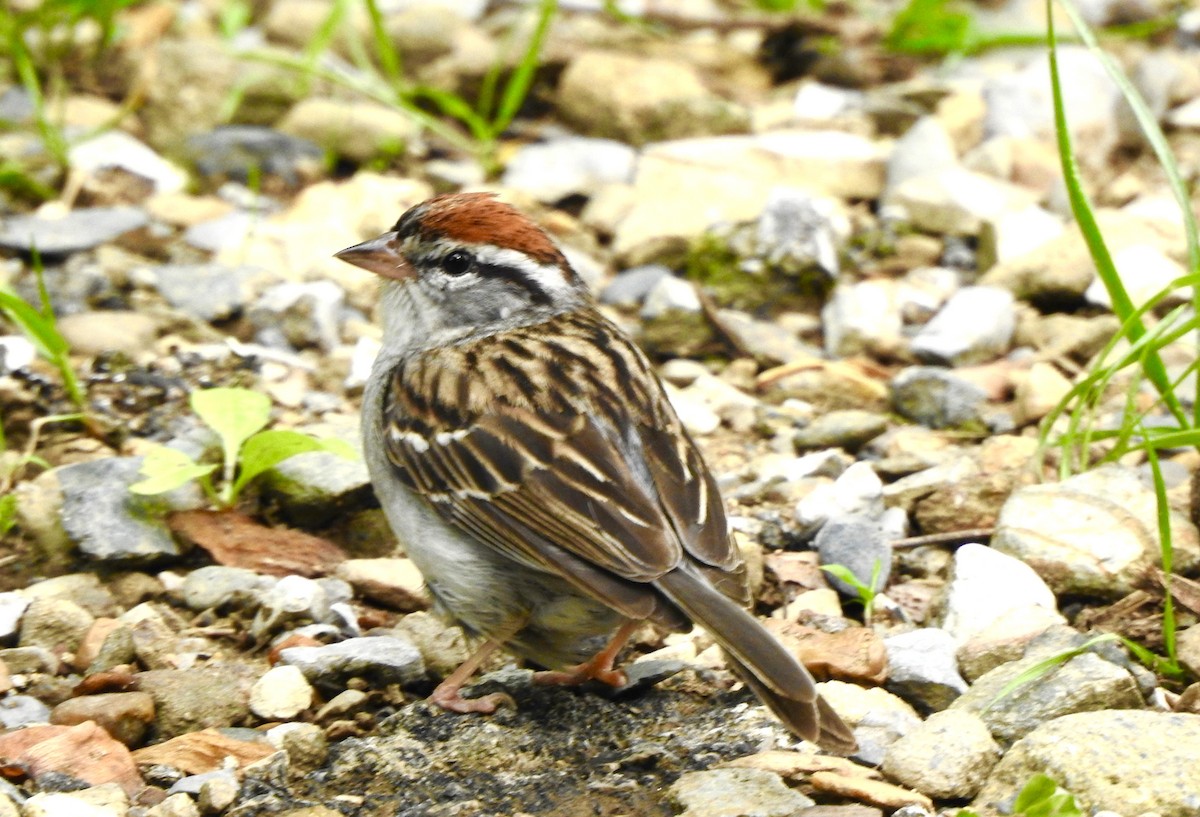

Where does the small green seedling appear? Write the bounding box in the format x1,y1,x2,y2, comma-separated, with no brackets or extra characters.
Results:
130,387,356,509
954,774,1081,817
820,559,883,620
1011,774,1082,817
0,251,84,409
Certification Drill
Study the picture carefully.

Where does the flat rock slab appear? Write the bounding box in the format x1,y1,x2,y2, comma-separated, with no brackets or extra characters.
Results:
0,207,148,255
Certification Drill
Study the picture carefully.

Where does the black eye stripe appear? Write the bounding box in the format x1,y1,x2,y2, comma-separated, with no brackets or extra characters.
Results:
476,261,554,306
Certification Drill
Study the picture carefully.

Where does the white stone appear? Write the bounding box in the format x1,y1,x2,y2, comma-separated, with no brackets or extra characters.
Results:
886,116,958,195
911,285,1015,366
614,131,886,255
69,131,188,194
640,274,701,318
888,167,1040,236
1084,243,1186,310
250,665,314,720
941,543,1063,644
979,205,1065,271
795,461,884,532
822,279,902,358
793,81,862,122
501,137,637,203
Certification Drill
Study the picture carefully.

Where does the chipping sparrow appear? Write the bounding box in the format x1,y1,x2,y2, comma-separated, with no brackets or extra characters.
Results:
337,193,856,753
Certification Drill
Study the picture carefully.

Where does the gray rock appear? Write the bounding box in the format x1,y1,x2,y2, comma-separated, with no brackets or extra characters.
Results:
0,593,30,641
890,367,987,429
973,710,1200,816
558,51,747,145
881,455,980,512
669,768,814,817
752,187,841,277
0,207,148,256
815,515,892,598
136,668,251,739
941,543,1063,644
57,457,197,566
910,286,1015,366
0,646,59,674
599,265,671,307
186,125,323,186
951,651,1143,745
17,596,94,654
261,425,370,527
501,137,637,203
715,309,820,366
793,409,888,451
277,98,419,164
883,628,968,712
882,710,1000,800
249,280,346,351
0,696,51,728
279,635,426,690
21,573,118,617
147,263,266,322
180,566,274,612
992,465,1200,598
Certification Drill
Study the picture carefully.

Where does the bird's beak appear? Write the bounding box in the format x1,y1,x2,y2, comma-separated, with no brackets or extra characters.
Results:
334,232,414,280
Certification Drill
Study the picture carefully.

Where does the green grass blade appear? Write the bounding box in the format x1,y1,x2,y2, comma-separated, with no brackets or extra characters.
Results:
490,0,557,136
363,0,404,88
1142,432,1178,669
1046,0,1186,428
1055,0,1200,423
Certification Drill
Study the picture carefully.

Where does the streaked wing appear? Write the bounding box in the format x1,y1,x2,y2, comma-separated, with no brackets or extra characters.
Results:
380,309,745,619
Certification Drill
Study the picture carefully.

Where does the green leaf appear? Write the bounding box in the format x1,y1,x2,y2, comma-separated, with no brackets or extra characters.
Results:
190,388,272,484
1013,774,1082,817
129,446,217,496
0,493,17,537
231,429,356,498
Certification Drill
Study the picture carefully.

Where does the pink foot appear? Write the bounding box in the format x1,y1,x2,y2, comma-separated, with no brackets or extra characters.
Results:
428,682,515,714
533,663,627,688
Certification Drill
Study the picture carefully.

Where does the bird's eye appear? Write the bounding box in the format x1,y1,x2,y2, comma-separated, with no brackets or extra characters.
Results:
443,250,473,276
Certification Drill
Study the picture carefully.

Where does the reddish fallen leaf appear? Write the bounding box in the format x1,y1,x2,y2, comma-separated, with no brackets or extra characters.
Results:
75,669,138,695
764,552,828,592
267,633,323,665
131,728,276,775
168,509,346,577
763,620,888,685
0,722,143,796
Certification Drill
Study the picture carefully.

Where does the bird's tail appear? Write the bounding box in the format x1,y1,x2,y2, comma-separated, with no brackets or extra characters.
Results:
655,566,857,754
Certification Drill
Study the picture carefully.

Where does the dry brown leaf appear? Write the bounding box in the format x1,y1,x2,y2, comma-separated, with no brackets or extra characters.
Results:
763,621,888,685
810,770,933,810
168,509,345,577
131,728,276,775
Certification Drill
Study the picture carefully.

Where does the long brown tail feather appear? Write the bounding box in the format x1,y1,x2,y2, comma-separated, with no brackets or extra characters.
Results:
655,566,857,754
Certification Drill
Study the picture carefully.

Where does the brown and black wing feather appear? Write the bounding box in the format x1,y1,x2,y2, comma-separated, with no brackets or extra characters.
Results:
381,309,854,751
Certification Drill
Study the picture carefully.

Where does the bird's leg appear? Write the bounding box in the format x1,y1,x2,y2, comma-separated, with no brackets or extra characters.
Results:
428,638,515,714
533,620,640,688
